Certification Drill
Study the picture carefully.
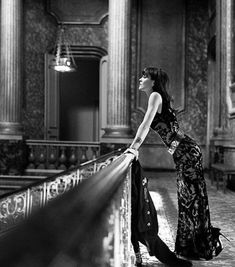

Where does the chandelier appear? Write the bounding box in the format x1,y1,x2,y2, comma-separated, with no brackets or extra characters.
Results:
49,25,77,72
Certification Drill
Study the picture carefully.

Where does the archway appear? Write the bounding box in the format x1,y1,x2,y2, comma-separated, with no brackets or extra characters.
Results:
44,46,107,141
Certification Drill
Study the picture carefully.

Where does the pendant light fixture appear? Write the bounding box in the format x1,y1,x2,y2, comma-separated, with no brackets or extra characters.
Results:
49,24,77,72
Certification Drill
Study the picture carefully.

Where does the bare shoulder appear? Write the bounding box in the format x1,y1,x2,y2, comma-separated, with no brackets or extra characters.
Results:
148,92,162,104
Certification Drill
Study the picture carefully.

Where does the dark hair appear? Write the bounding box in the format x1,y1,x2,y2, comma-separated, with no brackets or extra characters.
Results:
142,67,172,105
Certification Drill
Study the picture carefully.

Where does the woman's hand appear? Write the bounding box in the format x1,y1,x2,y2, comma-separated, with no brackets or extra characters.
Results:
124,147,139,160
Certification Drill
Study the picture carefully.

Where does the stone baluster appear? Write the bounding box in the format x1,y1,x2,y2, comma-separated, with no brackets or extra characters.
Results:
37,146,46,169
91,147,99,160
58,147,67,170
48,146,57,169
69,147,77,169
27,145,36,169
80,147,88,164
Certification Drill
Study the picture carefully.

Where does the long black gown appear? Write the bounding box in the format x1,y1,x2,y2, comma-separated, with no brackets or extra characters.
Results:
149,92,222,260
131,159,191,265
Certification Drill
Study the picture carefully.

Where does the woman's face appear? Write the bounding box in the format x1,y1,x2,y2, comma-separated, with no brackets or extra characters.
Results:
139,73,154,92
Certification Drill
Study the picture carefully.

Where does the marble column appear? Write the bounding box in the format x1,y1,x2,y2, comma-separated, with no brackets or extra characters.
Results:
0,0,23,139
210,0,234,141
103,0,132,141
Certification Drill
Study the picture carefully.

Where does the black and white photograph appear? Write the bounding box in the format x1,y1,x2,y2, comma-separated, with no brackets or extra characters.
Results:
0,0,234,266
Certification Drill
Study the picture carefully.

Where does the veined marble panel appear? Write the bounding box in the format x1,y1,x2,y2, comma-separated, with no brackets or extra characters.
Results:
23,0,108,139
178,0,209,144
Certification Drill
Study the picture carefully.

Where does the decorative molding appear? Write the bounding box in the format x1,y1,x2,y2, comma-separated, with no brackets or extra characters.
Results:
45,46,107,141
55,46,107,59
47,0,108,25
65,46,107,58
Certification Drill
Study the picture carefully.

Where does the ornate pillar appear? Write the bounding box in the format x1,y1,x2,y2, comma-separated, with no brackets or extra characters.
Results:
211,0,233,140
0,0,23,139
103,0,132,142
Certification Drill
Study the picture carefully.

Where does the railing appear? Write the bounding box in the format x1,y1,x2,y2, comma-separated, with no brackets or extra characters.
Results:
26,139,101,171
0,152,134,267
0,140,102,196
0,149,124,235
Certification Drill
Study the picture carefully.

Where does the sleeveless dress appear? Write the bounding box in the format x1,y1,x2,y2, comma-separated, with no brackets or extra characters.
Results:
150,92,222,260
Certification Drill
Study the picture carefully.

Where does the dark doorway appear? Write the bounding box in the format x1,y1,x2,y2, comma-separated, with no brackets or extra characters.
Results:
59,57,99,141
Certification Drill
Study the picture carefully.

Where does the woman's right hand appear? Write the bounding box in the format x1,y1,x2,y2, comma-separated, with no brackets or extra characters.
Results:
124,148,139,160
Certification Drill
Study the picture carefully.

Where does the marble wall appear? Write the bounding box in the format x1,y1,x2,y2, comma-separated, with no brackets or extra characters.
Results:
22,0,108,139
177,0,209,145
23,0,57,139
132,0,209,145
133,0,209,169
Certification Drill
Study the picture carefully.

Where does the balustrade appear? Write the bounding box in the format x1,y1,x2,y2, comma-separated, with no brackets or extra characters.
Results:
0,152,134,267
25,140,101,171
0,149,122,234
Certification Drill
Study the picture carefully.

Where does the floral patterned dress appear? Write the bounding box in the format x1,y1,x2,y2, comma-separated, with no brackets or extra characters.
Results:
150,93,222,260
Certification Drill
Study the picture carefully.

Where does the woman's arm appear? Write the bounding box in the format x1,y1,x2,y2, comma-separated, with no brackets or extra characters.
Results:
129,92,162,151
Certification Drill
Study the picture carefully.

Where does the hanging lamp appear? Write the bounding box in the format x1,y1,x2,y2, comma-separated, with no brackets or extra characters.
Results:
49,25,77,72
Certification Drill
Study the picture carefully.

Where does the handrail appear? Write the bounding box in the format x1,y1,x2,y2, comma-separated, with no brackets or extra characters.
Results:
0,153,135,266
26,139,101,146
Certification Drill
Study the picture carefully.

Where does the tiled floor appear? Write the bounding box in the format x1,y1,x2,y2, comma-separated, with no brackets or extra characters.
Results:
136,171,235,267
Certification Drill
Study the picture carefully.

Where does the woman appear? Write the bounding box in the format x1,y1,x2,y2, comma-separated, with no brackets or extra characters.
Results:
127,67,223,264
